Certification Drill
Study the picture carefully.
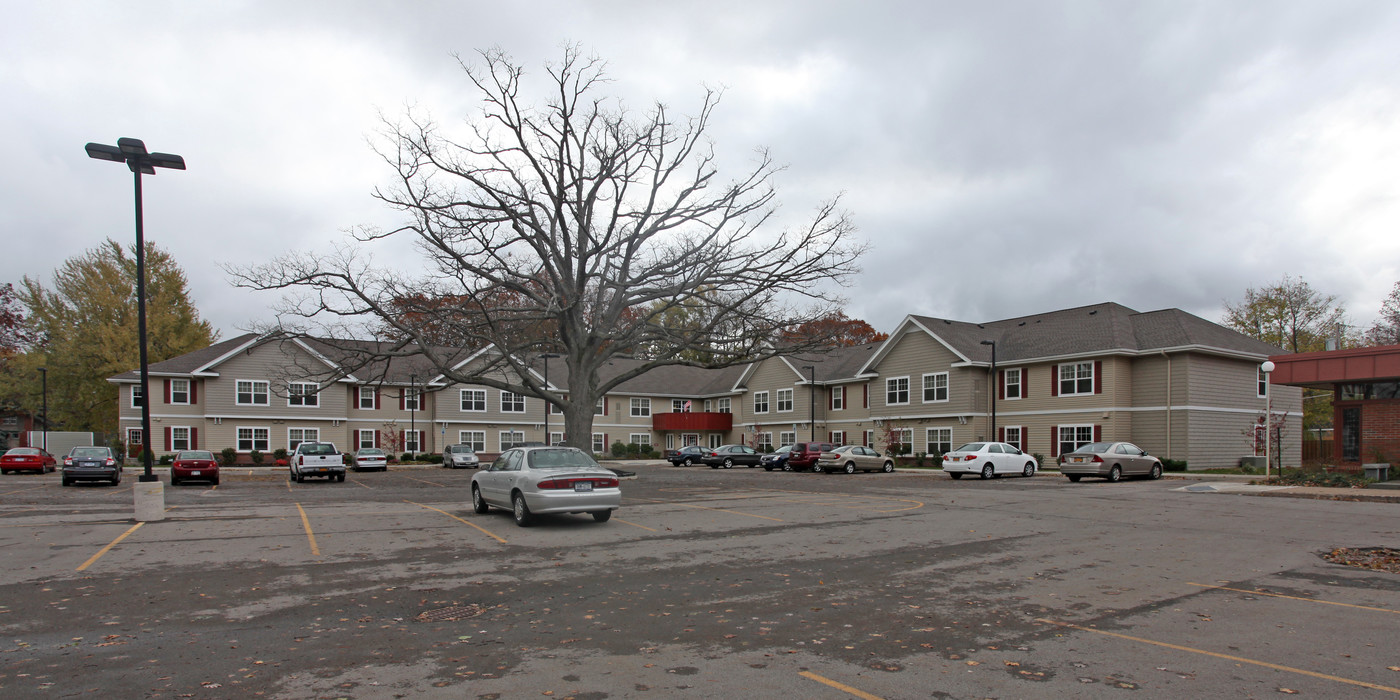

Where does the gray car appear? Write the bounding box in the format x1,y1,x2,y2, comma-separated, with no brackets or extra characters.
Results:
62,446,121,486
814,445,895,474
1059,441,1163,482
443,444,480,469
471,446,621,526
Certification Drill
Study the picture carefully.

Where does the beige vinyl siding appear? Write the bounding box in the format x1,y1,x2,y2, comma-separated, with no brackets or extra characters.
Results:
1128,354,1190,461
1180,353,1303,468
739,358,805,433
868,331,970,418
204,345,349,420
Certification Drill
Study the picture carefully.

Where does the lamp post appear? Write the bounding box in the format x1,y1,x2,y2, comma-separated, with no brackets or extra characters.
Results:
409,374,417,457
85,138,184,486
38,367,47,453
539,354,559,445
1260,360,1275,478
802,365,816,443
980,340,997,441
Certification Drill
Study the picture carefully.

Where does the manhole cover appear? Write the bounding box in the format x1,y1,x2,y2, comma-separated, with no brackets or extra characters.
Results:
415,604,488,622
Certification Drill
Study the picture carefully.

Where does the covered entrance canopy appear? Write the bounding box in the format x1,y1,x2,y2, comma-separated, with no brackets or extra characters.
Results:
1268,345,1400,465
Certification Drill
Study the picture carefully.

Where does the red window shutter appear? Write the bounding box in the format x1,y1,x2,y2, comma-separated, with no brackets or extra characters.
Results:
1051,365,1059,396
374,390,381,410
373,431,381,448
190,381,198,405
1021,368,1028,398
1019,429,1026,453
192,428,199,450
164,426,172,450
604,434,610,451
1094,425,1102,442
1051,426,1059,457
164,379,172,404
604,399,609,416
998,427,1005,442
829,389,834,410
998,371,1005,400
399,392,405,410
863,384,869,408
1094,361,1103,394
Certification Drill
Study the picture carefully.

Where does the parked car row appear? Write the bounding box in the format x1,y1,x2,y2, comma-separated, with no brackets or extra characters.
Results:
666,442,897,474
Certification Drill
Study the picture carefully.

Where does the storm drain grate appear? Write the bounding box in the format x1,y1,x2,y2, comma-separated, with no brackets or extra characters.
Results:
415,604,488,623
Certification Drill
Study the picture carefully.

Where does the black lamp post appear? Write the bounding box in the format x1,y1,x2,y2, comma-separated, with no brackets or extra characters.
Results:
802,365,816,442
86,138,185,483
980,340,996,441
409,374,417,456
38,367,47,453
539,354,559,445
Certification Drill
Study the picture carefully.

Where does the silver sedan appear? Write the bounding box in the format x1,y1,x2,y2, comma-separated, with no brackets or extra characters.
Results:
471,446,621,526
814,445,895,474
1059,442,1163,482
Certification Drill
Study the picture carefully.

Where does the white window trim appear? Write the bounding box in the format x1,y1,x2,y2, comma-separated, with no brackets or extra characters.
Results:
460,389,487,412
288,427,321,450
886,376,911,406
170,379,191,405
831,430,846,445
1004,368,1022,400
236,425,270,453
403,387,422,412
780,431,796,447
499,430,525,450
921,372,948,404
170,426,192,452
1059,363,1095,396
127,427,144,446
717,398,731,414
288,382,320,408
500,390,526,413
1003,425,1023,448
630,397,651,417
831,386,844,411
925,427,952,455
459,430,485,451
776,388,794,413
753,391,770,414
358,386,376,409
591,433,606,453
1058,423,1096,453
629,433,652,447
236,379,270,407
130,384,145,408
1257,369,1268,398
357,429,377,450
404,429,423,453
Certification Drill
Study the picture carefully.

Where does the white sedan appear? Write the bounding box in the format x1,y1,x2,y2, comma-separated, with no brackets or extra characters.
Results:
942,442,1038,480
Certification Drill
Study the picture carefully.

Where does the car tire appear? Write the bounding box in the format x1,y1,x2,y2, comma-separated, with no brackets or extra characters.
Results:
171,476,179,486
723,459,734,469
844,462,856,474
949,472,963,479
592,510,612,523
336,473,345,482
1023,462,1035,478
683,458,694,467
1107,466,1122,483
512,491,533,527
211,477,220,486
980,464,994,480
812,464,823,473
1149,463,1163,480
782,463,792,472
112,473,121,486
472,486,490,514
1067,474,1082,482
1,469,8,475
62,477,71,486
763,466,773,471
883,461,895,473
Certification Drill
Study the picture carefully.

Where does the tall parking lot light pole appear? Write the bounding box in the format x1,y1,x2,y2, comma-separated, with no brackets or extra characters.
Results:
539,354,559,445
802,365,815,442
980,340,997,441
409,374,417,456
85,138,185,484
38,367,47,453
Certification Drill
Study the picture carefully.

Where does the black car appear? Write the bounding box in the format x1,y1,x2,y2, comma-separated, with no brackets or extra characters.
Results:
760,445,793,471
667,445,709,467
62,446,122,486
702,444,763,469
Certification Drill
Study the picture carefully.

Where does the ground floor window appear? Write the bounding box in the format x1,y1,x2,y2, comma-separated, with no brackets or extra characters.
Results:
550,432,564,446
500,431,525,450
289,427,320,451
755,432,773,452
592,433,606,454
830,430,846,445
1058,425,1095,456
357,429,377,450
889,428,912,455
683,433,700,446
709,434,722,448
127,428,143,446
171,427,192,451
629,433,651,448
459,431,485,451
926,427,952,455
779,431,796,447
237,427,270,453
1003,426,1023,451
864,430,873,447
405,430,423,453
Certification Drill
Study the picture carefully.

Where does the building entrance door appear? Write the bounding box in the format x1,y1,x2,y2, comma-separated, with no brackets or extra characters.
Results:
1341,407,1360,462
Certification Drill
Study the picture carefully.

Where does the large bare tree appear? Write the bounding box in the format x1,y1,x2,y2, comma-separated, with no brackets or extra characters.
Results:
231,46,865,449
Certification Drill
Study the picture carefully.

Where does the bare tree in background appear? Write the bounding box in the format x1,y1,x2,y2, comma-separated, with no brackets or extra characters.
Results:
1222,274,1348,353
1363,281,1400,346
230,46,865,449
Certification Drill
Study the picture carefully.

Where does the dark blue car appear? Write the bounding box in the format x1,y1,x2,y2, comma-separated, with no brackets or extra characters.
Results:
761,445,793,471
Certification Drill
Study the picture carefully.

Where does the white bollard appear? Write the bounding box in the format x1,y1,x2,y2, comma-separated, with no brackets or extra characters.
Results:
133,479,165,522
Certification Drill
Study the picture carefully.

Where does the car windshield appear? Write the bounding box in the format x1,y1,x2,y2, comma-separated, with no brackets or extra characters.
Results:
300,443,337,455
832,446,853,454
952,443,985,453
178,451,214,461
450,446,474,453
527,448,602,470
775,445,791,454
358,449,385,456
70,447,109,458
6,448,40,456
1071,443,1114,454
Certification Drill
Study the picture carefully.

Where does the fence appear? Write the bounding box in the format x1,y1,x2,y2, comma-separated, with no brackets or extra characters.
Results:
1302,439,1333,463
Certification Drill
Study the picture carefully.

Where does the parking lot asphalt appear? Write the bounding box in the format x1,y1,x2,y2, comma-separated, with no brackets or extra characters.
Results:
1,464,1397,699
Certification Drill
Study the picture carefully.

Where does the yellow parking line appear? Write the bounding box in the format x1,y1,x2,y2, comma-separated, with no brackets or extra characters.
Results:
296,503,321,557
400,474,446,487
1037,618,1400,695
629,496,783,522
76,523,144,572
614,518,657,532
347,477,372,489
406,501,507,544
1188,582,1400,615
799,671,884,700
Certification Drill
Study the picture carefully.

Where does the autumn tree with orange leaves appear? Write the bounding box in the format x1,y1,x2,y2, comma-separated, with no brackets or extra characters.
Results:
781,312,888,348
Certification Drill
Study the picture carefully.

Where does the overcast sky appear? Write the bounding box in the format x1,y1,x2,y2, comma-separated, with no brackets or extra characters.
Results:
5,1,1399,342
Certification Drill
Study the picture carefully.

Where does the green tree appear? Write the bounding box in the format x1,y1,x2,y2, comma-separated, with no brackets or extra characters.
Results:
11,239,217,434
1363,281,1400,346
1222,275,1348,353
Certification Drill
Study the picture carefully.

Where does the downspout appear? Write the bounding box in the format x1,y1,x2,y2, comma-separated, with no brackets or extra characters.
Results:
1160,350,1171,459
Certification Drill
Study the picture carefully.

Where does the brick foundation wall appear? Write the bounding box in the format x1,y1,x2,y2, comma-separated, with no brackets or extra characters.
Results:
1362,399,1400,464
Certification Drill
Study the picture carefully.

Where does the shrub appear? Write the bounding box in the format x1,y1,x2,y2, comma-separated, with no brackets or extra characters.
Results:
425,454,444,464
249,450,264,466
1162,459,1189,472
1270,467,1372,488
157,454,173,465
220,447,238,466
610,441,628,458
401,452,414,462
273,448,288,462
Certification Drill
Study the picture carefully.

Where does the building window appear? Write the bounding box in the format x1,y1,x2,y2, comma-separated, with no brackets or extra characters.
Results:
170,379,190,404
460,389,486,412
131,385,144,408
776,388,794,412
358,386,376,409
753,391,770,414
709,434,723,449
549,432,564,446
1003,426,1022,450
1004,368,1021,400
926,427,951,455
171,427,191,451
863,429,873,447
236,380,270,406
630,433,652,448
672,399,685,413
458,431,485,451
1059,363,1094,396
831,386,844,410
630,397,651,417
595,398,606,415
717,398,731,414
500,431,525,450
501,391,525,413
755,432,773,452
1258,368,1268,398
237,427,270,452
127,428,144,449
289,427,320,451
922,373,948,403
780,431,796,447
703,400,712,412
830,430,846,445
357,429,377,450
1058,425,1095,455
591,433,606,454
888,428,912,454
404,387,422,411
288,382,320,407
405,430,423,453
886,376,910,406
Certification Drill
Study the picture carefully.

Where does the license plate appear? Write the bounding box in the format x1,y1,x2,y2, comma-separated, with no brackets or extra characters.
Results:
573,481,594,492
1071,457,1085,463
191,471,201,475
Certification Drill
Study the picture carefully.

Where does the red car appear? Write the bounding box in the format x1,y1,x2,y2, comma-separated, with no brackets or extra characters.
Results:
170,450,220,486
1,447,57,474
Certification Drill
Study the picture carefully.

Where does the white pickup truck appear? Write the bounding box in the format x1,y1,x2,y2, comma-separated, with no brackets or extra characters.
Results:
290,442,346,483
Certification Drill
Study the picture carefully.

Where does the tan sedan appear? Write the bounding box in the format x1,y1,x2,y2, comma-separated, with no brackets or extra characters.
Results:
1059,441,1163,482
815,445,895,474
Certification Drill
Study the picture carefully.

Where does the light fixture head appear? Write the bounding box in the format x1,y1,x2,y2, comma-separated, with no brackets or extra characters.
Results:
1260,360,1276,373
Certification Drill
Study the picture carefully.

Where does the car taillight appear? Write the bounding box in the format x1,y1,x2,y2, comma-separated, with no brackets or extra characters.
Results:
537,477,619,489
64,457,73,465
1092,455,1103,463
964,455,978,461
105,458,116,466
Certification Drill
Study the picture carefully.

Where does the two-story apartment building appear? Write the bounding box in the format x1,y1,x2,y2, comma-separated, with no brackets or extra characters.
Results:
109,302,1300,467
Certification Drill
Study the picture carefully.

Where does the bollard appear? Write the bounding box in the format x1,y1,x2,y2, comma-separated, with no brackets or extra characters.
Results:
133,479,165,522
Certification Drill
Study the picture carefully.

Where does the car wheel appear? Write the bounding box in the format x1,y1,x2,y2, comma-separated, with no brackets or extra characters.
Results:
592,510,612,523
1149,463,1163,480
683,458,694,466
336,473,346,482
782,463,792,472
1067,474,1082,482
1023,462,1035,478
949,472,963,479
1,469,8,475
170,476,179,486
62,477,71,486
980,464,993,480
812,464,823,473
882,461,895,473
472,486,490,514
844,462,856,474
211,478,220,486
1107,466,1122,483
763,466,772,471
723,459,734,469
512,491,533,527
